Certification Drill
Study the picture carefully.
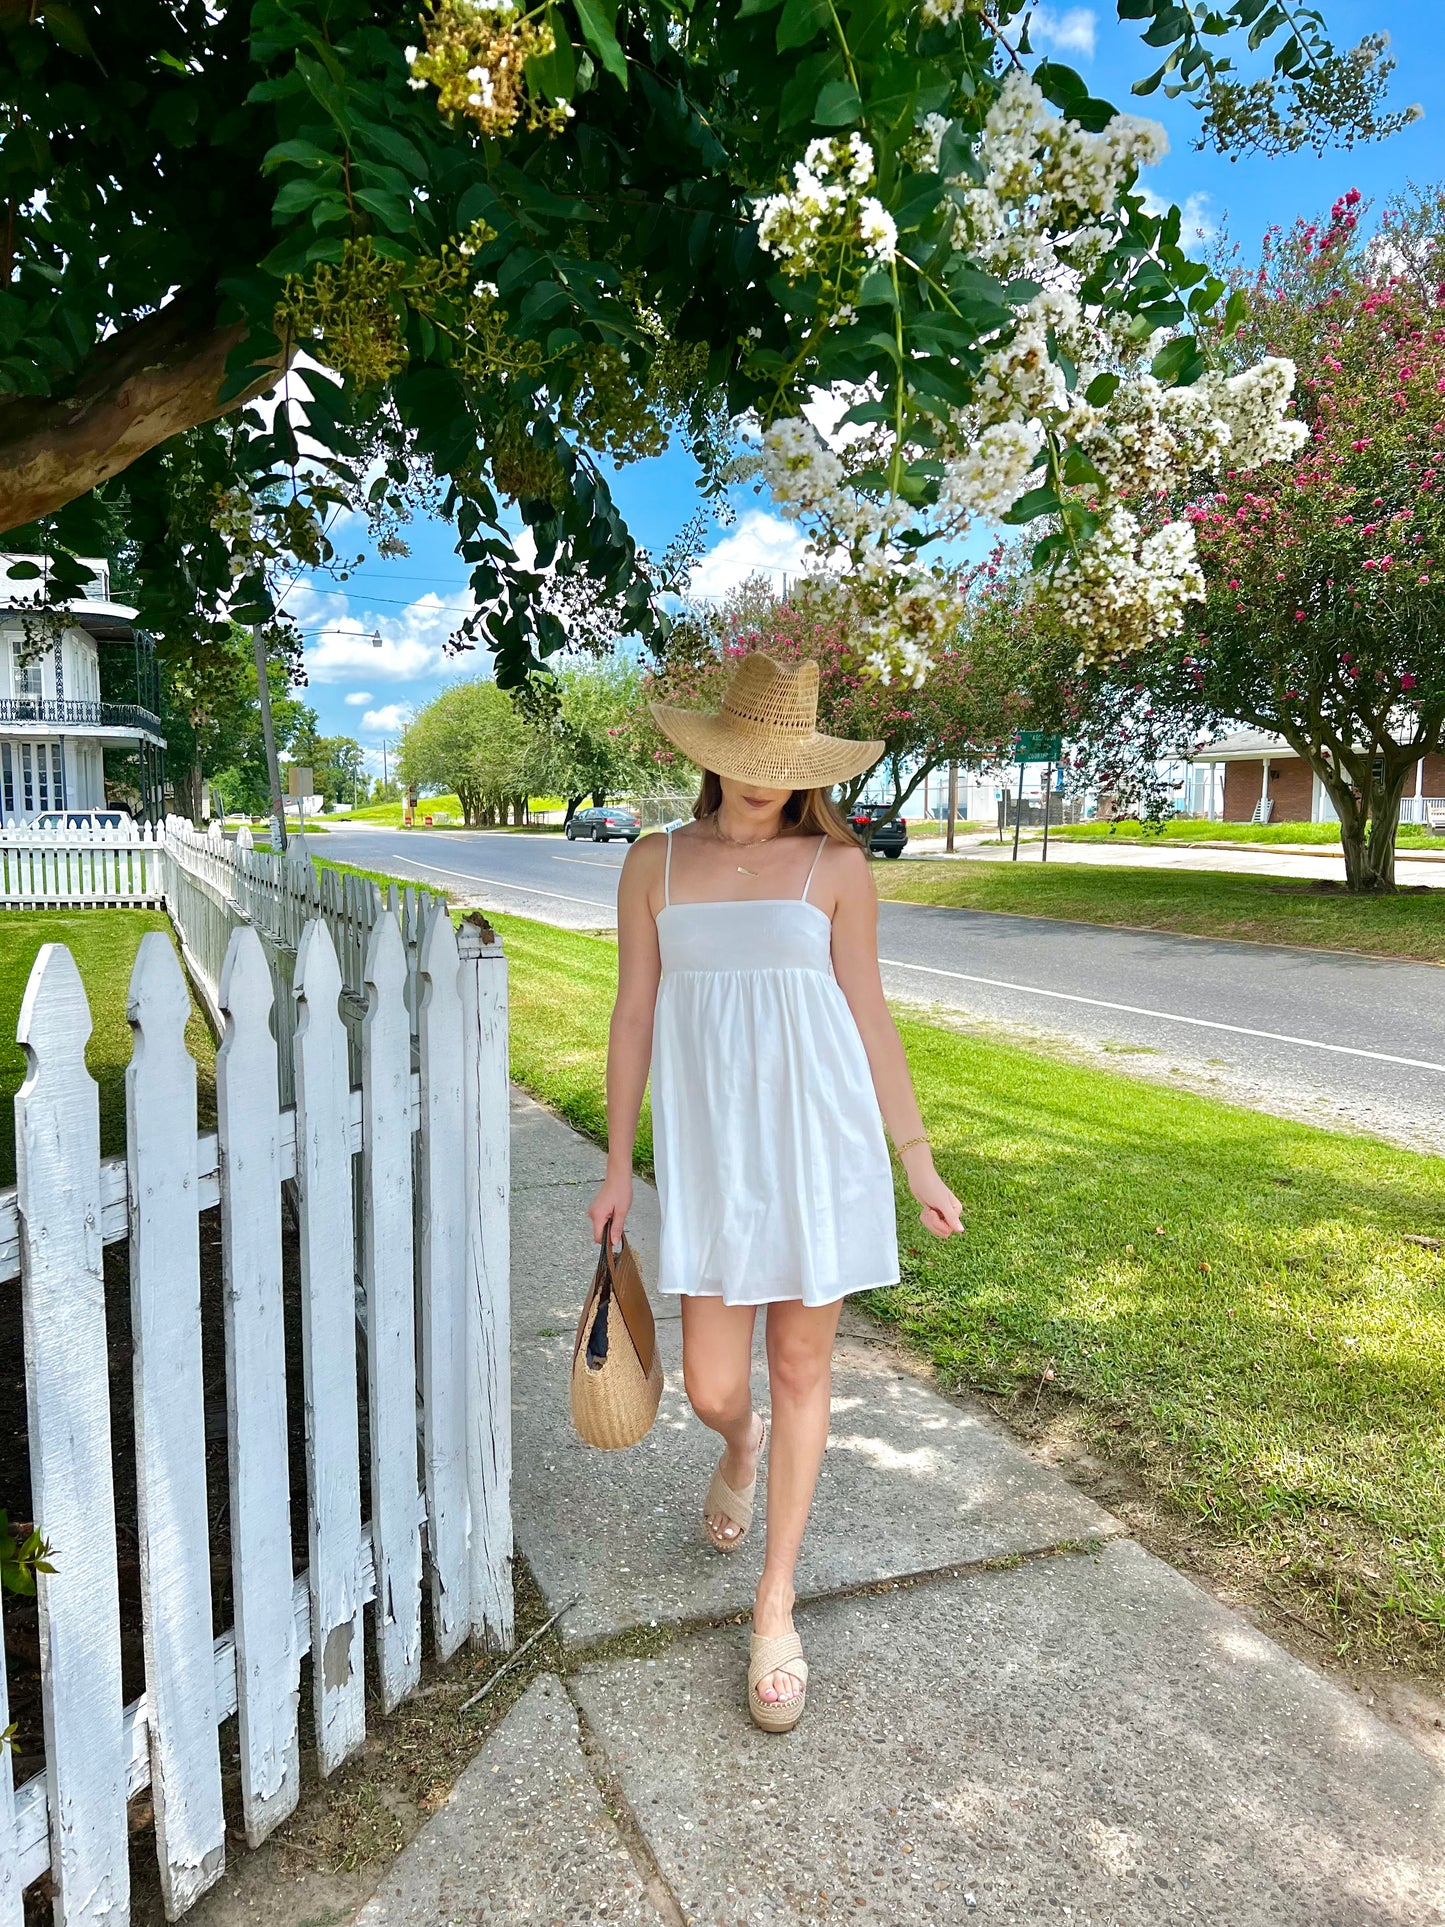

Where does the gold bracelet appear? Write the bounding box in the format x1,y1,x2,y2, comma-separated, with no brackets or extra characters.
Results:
893,1133,930,1157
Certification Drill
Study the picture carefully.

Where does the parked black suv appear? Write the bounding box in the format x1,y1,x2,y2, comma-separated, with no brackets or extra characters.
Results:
566,806,641,844
850,804,908,857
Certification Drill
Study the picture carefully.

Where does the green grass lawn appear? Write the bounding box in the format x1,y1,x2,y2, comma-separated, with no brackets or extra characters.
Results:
1055,817,1441,850
0,911,217,1188
873,857,1445,963
343,795,562,829
494,906,1445,1663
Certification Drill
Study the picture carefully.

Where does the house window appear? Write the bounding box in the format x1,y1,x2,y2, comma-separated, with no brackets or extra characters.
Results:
1,743,11,817
19,742,33,813
12,640,41,697
51,744,65,809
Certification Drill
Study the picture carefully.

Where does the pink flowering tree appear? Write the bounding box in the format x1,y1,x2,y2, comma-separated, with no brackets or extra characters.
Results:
644,565,1069,824
1077,186,1445,891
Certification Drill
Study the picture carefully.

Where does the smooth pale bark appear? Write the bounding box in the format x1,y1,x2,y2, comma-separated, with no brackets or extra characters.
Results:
0,302,289,531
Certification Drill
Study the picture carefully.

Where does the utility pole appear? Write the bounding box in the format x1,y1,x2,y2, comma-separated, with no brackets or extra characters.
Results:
945,760,958,855
381,738,389,795
251,623,287,851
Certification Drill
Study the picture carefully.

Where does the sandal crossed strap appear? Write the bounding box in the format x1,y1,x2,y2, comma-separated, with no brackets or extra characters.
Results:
748,1630,808,1734
703,1415,765,1553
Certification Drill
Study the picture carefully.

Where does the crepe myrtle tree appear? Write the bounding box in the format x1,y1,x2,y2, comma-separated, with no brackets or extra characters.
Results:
645,559,1071,822
1072,185,1445,890
0,0,1414,688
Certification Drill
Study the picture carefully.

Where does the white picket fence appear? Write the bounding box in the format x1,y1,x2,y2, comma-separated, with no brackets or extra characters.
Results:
0,817,166,907
0,845,511,1923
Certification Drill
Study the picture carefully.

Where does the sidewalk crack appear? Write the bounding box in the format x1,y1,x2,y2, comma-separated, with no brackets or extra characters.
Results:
564,1681,691,1927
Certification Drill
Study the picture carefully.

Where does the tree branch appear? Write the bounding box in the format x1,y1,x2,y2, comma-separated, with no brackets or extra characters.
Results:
0,298,291,533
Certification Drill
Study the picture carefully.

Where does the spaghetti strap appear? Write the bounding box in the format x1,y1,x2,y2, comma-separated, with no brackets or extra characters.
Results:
800,834,826,904
664,826,674,908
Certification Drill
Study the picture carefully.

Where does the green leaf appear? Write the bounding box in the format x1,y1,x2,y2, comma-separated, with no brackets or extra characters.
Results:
271,174,334,218
1001,485,1062,525
571,0,628,84
1151,334,1205,384
1034,60,1086,106
738,0,785,15
777,0,830,52
813,78,862,124
352,187,413,230
356,124,429,178
527,8,577,101
262,137,338,173
1061,445,1103,486
1084,370,1120,406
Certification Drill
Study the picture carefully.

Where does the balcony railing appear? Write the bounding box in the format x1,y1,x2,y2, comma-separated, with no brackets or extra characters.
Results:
0,696,163,735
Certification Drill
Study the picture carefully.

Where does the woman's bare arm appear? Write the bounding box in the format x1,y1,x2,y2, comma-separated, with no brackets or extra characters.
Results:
828,844,963,1239
587,835,664,1246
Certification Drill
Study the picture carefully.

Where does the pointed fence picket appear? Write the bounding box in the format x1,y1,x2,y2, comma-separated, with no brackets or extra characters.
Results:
416,905,469,1660
216,928,300,1849
1,888,511,1921
126,935,227,1916
15,946,130,1927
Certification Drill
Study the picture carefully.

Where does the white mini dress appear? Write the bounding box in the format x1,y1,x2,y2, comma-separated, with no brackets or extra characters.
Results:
650,830,900,1308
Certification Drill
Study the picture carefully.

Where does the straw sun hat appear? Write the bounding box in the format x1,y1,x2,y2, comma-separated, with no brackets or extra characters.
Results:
648,653,883,789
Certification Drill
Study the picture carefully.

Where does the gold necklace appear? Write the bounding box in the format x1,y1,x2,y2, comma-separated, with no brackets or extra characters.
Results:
712,813,782,877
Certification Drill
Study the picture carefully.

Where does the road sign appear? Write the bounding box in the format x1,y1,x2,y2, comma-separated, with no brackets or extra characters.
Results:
1013,731,1063,764
287,765,314,797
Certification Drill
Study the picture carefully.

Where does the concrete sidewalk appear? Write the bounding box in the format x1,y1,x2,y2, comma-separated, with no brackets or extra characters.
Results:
359,1093,1445,1927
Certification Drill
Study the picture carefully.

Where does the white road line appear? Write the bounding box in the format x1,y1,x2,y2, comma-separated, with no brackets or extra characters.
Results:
878,957,1445,1072
383,854,613,911
551,855,624,869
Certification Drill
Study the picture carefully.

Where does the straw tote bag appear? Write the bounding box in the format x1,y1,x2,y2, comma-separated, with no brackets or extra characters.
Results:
570,1231,664,1449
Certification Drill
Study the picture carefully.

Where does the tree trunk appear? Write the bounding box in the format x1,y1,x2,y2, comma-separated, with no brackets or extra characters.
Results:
591,788,606,807
564,795,583,824
1317,763,1406,892
0,299,291,532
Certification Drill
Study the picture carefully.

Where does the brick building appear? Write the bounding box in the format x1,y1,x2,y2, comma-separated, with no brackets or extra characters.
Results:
1184,731,1445,825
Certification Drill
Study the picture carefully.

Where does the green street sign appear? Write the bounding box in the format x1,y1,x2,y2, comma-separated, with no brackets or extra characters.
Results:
1013,731,1063,764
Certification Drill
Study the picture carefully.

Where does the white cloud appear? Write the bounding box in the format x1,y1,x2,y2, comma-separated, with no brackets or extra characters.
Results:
287,577,480,683
687,511,813,601
1138,187,1216,243
343,689,374,705
362,703,410,734
1028,6,1096,59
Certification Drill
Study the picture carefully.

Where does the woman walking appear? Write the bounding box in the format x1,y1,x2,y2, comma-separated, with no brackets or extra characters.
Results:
588,651,962,1732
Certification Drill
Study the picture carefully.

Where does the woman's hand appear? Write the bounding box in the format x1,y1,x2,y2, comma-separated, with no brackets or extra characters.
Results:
906,1157,963,1239
588,1172,633,1250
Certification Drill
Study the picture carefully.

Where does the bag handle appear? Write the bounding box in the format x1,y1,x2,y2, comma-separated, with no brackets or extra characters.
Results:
596,1220,657,1371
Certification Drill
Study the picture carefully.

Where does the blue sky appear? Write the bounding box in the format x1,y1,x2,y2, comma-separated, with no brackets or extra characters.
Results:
283,1,1444,768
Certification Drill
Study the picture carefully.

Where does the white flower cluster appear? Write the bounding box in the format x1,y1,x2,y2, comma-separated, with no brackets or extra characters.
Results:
940,420,1044,518
756,135,897,278
1044,508,1205,662
751,71,1308,681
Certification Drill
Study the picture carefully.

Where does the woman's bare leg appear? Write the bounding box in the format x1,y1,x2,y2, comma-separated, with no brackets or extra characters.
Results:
680,1296,763,1545
755,1296,843,1702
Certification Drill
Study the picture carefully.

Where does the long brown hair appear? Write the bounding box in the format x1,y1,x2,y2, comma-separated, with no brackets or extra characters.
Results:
691,771,862,847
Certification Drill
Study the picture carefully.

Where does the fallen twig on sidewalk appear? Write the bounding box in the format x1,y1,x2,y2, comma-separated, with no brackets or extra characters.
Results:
459,1599,576,1712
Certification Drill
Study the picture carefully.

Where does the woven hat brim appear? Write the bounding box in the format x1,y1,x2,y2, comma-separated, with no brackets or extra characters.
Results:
649,701,883,788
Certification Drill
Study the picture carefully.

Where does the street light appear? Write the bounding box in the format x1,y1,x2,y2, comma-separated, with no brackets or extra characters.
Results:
370,628,383,649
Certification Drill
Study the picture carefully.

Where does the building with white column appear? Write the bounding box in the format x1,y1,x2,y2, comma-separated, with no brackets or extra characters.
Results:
0,555,166,821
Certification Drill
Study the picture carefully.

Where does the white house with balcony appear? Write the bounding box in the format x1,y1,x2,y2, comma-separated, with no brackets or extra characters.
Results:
0,554,166,822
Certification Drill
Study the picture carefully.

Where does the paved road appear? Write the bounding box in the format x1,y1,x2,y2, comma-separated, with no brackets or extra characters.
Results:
318,823,1445,1150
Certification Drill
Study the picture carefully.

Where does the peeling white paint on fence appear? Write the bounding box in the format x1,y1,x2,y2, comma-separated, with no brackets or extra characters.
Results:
362,915,423,1712
293,922,368,1776
460,916,513,1653
416,906,469,1660
15,946,130,1927
2,850,511,1919
0,1591,19,1927
217,927,300,1849
126,935,227,1914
